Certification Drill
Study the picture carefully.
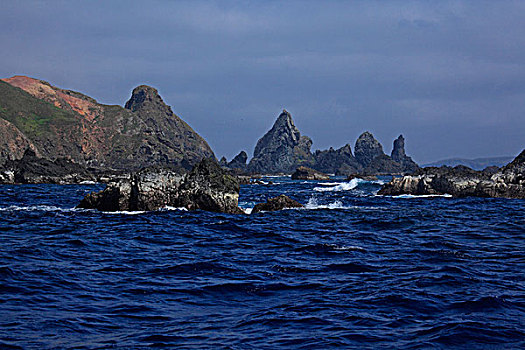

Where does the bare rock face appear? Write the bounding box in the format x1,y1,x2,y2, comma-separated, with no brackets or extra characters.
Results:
354,132,385,168
0,149,94,184
291,166,329,180
248,110,314,174
251,194,304,213
378,150,525,198
227,151,248,170
78,158,244,213
390,135,419,173
313,144,362,175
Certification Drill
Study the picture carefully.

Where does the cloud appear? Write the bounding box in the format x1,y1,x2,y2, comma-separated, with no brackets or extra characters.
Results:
1,1,524,162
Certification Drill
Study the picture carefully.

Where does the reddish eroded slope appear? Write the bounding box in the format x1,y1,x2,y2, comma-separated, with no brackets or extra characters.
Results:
2,76,101,122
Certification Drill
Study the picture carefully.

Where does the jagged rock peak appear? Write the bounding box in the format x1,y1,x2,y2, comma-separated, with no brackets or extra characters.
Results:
230,151,248,165
248,109,314,174
391,135,406,162
354,131,385,167
125,85,166,112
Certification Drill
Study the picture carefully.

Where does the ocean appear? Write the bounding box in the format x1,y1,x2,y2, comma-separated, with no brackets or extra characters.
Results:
0,177,524,349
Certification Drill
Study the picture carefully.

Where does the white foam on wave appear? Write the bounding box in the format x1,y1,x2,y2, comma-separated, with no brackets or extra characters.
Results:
305,197,348,210
313,178,361,192
160,206,188,211
0,205,83,212
102,210,147,215
243,208,253,215
391,194,453,198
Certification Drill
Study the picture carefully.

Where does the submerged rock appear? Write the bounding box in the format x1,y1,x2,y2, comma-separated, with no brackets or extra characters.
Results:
291,166,329,180
378,150,525,199
251,194,304,213
78,158,244,213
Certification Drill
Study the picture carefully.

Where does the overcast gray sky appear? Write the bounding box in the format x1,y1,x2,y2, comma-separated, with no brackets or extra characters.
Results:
1,1,524,163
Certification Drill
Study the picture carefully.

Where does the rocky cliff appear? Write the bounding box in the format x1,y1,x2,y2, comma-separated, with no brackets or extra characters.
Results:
0,76,214,170
248,110,314,174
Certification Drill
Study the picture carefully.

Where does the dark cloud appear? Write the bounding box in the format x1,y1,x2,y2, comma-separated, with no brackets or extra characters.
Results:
1,1,524,162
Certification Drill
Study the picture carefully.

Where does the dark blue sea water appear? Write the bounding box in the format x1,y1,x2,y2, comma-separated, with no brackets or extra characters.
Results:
1,177,524,349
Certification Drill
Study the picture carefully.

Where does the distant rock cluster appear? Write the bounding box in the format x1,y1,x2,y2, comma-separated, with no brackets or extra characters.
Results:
378,150,525,198
220,109,419,176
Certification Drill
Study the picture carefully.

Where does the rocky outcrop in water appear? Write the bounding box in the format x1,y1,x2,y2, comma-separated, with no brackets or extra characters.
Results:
378,150,525,198
353,133,418,175
0,76,214,171
248,110,314,174
312,144,362,175
78,158,243,213
251,194,304,213
0,149,95,184
354,132,385,168
390,135,419,173
291,166,329,180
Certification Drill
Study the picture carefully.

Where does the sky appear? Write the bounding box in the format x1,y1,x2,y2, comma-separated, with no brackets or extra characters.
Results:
1,1,524,163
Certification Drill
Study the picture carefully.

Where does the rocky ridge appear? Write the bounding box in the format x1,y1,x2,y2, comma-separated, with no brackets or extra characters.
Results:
246,109,419,175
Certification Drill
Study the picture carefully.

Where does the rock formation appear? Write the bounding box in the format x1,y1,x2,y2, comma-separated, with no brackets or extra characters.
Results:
0,149,94,184
378,150,525,199
390,135,419,173
78,158,244,213
251,194,304,213
225,151,248,171
248,110,314,174
354,132,385,168
312,144,362,175
0,76,214,171
291,166,329,180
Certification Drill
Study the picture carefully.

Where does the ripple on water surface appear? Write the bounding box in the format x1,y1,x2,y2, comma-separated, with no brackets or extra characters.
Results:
0,181,524,349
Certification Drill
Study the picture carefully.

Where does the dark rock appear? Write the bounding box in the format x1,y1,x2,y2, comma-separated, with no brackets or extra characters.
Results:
354,132,385,168
251,194,304,213
227,151,248,170
219,156,228,167
378,150,525,198
291,166,329,180
312,144,362,175
78,158,244,213
346,174,378,181
362,154,403,175
390,135,419,173
0,149,95,184
248,110,314,174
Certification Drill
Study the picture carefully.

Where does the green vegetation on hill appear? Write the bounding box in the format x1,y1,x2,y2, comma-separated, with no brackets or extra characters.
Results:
0,80,79,139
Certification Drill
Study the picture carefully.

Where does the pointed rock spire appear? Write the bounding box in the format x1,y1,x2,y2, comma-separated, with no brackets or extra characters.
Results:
248,110,313,174
391,135,406,162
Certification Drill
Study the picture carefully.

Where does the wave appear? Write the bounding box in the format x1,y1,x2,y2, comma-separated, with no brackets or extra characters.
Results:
0,205,83,212
305,197,348,210
390,194,453,198
160,206,188,211
313,179,361,192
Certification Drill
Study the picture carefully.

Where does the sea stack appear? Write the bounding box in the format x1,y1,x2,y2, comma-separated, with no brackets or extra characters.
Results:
248,110,314,174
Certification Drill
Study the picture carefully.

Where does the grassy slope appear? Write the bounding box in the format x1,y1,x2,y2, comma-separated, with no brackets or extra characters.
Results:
0,80,80,139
